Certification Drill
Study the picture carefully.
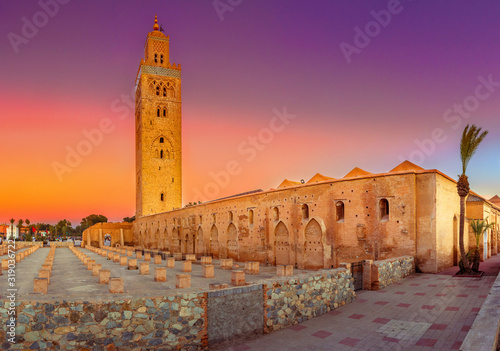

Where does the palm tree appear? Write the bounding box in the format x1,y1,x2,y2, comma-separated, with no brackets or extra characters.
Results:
26,219,30,235
17,219,24,240
469,219,496,272
457,124,488,274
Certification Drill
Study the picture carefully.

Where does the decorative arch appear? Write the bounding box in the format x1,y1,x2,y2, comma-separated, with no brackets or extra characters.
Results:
210,225,219,257
304,218,324,270
302,204,309,220
155,228,160,249
227,223,238,260
274,221,290,266
172,227,180,253
163,227,169,251
151,136,173,160
196,227,204,255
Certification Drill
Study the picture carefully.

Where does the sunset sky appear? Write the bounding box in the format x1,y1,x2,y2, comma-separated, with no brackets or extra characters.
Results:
1,0,499,226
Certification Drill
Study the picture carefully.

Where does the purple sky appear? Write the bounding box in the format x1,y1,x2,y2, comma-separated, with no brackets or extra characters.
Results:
1,0,499,224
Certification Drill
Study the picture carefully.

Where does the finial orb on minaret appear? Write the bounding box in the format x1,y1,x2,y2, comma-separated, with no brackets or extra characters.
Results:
153,14,159,31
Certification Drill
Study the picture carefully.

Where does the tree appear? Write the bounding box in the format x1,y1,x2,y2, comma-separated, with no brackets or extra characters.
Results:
457,124,488,274
56,219,72,238
26,219,31,235
17,219,24,240
468,219,496,272
123,216,135,223
80,214,108,231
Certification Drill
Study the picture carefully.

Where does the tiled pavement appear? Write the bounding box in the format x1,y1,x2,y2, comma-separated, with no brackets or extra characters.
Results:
223,256,500,351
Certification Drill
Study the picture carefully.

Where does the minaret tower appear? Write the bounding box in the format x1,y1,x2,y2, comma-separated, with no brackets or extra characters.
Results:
135,15,182,217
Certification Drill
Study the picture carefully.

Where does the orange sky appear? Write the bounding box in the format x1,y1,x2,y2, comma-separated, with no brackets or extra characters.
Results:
1,2,499,226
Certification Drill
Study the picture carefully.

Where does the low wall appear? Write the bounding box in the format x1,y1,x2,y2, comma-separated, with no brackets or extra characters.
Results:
2,293,207,350
2,268,354,349
49,242,74,248
263,268,355,333
460,270,500,351
367,256,414,290
2,260,416,349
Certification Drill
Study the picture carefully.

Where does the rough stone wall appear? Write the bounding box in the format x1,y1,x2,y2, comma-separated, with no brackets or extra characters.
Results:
134,171,427,270
207,285,263,346
371,256,414,290
263,268,355,333
2,293,207,350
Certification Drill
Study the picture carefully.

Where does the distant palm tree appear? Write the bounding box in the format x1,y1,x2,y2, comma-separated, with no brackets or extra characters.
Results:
17,219,24,240
469,219,496,272
26,219,31,235
457,124,488,274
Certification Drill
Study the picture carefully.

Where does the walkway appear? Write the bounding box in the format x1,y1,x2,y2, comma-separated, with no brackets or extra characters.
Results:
222,255,500,351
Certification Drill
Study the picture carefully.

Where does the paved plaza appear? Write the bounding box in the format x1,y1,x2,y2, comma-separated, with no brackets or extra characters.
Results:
0,246,295,301
222,255,500,351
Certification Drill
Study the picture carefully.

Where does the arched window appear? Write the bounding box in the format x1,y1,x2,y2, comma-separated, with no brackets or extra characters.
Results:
156,86,160,96
160,150,164,159
302,204,309,220
159,137,164,143
160,193,164,201
163,109,166,117
154,53,158,63
157,108,160,117
379,199,389,221
163,87,167,97
248,209,254,225
229,211,233,222
160,54,164,64
273,207,279,221
336,201,345,222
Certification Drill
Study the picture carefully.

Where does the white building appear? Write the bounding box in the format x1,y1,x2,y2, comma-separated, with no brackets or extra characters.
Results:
6,226,19,239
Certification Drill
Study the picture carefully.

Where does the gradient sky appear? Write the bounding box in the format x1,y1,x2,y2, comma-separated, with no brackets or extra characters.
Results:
1,0,499,226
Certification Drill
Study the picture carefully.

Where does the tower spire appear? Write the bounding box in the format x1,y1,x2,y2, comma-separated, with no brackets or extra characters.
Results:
153,14,159,31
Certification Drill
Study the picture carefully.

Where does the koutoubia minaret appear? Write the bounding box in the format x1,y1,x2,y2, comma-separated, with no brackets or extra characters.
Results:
135,15,182,218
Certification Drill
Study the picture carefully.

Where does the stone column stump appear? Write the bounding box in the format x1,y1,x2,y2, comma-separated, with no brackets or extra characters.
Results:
166,257,175,268
140,262,150,275
182,261,192,272
203,264,214,278
128,259,138,270
231,270,246,286
99,269,111,284
34,278,48,294
154,267,167,282
109,277,124,293
176,274,191,288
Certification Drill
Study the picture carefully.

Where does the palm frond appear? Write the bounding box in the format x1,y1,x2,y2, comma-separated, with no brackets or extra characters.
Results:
470,219,496,247
460,124,489,174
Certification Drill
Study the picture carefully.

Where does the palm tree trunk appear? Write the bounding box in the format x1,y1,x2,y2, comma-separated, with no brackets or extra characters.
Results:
459,195,470,273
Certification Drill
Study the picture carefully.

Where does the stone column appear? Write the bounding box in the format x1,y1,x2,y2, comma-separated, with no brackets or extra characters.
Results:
120,228,124,246
99,229,103,248
363,260,373,291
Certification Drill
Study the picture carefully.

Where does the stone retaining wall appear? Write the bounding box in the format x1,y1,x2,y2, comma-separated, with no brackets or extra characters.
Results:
2,261,415,349
1,294,207,350
263,268,355,333
368,256,414,290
